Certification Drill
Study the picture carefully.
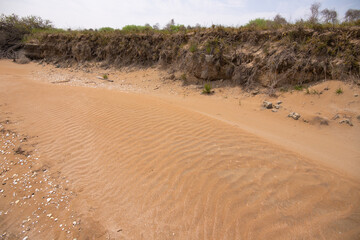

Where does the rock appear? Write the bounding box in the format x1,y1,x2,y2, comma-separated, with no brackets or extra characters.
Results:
339,119,353,126
332,114,340,120
288,112,300,120
357,115,360,121
47,198,51,203
263,101,273,109
274,104,281,109
15,200,19,204
272,109,278,112
23,236,28,240
277,101,282,105
251,90,259,96
47,213,52,217
354,93,358,97
324,87,329,91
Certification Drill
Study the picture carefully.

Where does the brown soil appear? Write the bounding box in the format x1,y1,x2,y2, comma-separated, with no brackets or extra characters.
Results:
24,27,360,87
0,60,360,239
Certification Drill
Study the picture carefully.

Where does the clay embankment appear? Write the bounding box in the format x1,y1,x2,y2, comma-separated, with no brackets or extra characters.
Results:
24,27,360,88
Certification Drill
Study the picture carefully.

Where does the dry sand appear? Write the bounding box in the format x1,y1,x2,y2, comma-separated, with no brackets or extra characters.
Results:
0,60,359,239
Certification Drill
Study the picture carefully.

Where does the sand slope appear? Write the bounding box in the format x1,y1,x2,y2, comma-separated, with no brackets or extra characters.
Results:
0,61,360,239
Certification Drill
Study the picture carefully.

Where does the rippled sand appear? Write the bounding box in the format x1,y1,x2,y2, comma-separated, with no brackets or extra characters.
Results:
0,61,359,239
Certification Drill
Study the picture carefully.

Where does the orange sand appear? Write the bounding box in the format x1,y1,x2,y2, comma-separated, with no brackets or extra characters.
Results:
0,60,359,239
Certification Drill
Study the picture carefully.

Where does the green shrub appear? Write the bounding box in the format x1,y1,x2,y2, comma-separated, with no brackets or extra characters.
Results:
294,85,303,91
335,88,343,94
189,43,197,53
99,27,114,32
122,25,152,32
246,18,268,29
202,83,212,94
103,74,108,79
169,24,185,32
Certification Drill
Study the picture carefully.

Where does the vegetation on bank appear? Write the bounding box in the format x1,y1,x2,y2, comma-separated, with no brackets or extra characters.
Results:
1,3,360,39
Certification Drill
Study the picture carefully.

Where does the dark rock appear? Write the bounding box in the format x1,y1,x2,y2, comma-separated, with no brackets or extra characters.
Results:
251,90,259,96
339,119,353,126
263,101,273,109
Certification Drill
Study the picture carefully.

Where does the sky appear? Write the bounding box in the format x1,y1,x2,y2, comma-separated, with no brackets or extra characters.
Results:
1,0,360,29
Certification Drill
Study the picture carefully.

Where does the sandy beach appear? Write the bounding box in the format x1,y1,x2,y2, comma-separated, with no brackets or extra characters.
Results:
0,60,360,239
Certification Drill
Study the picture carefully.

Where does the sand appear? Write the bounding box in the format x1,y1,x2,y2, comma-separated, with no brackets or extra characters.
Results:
0,60,359,239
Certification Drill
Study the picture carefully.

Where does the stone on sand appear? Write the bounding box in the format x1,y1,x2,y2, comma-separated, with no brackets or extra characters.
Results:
263,101,273,109
288,112,300,120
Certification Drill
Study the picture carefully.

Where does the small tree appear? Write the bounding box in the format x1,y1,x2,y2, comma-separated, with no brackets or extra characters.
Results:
309,2,321,23
164,19,175,30
152,23,160,30
344,9,360,22
321,9,338,25
273,14,287,25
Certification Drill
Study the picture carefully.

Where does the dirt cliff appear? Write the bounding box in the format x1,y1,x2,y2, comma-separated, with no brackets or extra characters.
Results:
24,26,360,87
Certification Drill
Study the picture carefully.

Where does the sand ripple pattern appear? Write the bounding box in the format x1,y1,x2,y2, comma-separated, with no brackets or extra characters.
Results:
1,80,360,239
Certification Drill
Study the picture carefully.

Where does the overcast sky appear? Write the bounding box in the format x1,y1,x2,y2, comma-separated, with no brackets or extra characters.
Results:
1,0,359,29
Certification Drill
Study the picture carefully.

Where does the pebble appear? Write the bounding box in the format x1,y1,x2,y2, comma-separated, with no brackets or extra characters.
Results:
332,114,340,120
288,112,301,120
339,119,353,126
354,93,358,97
263,101,273,109
47,198,51,203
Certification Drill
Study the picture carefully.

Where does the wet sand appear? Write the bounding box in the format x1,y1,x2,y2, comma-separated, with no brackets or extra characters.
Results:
0,60,360,239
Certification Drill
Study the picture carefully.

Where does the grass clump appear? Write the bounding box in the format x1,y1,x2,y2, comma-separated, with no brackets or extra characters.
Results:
98,27,115,32
294,85,303,91
181,73,187,80
246,18,269,29
305,88,320,95
335,88,343,94
202,83,212,94
102,74,108,79
122,25,152,32
279,87,288,93
311,89,320,95
189,43,198,53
